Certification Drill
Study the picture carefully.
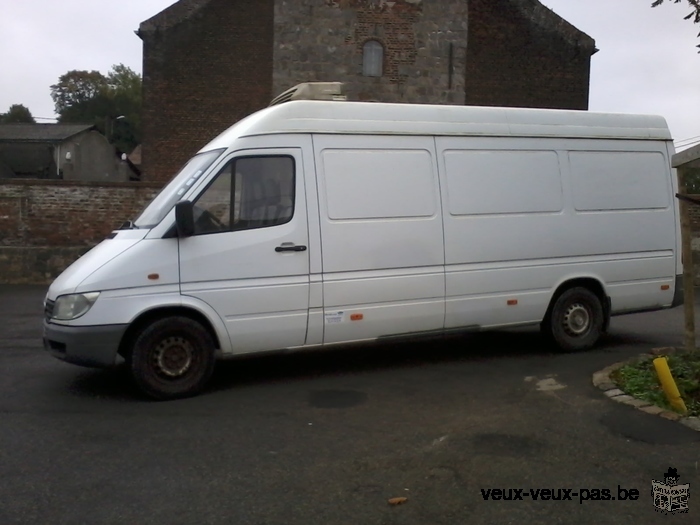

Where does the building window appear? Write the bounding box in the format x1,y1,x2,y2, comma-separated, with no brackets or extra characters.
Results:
362,40,383,77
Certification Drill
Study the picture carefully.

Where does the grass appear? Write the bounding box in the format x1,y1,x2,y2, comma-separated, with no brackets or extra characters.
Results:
610,351,700,417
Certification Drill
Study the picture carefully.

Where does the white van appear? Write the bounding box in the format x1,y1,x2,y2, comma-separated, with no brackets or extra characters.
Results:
43,83,682,399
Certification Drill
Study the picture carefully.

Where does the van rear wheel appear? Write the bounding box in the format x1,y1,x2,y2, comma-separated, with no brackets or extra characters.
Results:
130,316,216,400
543,287,604,352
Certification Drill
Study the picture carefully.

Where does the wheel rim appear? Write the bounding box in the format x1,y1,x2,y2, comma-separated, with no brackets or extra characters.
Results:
152,336,194,378
562,303,590,336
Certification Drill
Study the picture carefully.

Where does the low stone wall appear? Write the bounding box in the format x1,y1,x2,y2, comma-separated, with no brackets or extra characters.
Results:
0,179,161,284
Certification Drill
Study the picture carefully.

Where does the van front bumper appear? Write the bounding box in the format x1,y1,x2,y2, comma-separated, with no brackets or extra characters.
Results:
43,321,128,368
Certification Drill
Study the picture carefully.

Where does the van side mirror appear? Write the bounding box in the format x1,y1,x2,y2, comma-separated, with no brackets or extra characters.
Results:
175,201,195,238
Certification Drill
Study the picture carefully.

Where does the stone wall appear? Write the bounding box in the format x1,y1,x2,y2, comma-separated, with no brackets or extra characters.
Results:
273,0,468,104
140,0,596,185
0,180,161,284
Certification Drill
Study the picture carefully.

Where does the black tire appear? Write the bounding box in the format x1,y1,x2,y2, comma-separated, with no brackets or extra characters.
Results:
542,287,604,352
130,316,216,400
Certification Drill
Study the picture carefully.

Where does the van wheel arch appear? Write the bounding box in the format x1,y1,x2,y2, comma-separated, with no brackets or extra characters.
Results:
118,307,221,363
541,279,610,351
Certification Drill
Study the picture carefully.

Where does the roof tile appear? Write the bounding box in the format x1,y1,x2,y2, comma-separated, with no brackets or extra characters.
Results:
0,124,95,143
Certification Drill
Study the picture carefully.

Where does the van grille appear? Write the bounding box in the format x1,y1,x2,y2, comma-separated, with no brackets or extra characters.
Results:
44,299,55,320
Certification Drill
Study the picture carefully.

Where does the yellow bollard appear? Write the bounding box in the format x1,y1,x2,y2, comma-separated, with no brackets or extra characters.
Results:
652,357,687,414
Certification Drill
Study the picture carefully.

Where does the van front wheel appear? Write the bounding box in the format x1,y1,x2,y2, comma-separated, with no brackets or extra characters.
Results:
543,287,604,352
130,316,216,400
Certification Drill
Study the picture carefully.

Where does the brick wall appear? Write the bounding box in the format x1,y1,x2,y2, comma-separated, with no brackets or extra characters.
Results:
464,0,594,110
140,0,275,183
686,190,700,285
2,179,695,286
689,198,700,232
0,180,161,284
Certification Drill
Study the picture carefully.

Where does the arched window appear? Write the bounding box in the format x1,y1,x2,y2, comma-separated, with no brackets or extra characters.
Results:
362,40,383,77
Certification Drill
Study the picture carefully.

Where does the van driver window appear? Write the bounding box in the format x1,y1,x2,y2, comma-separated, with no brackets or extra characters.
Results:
193,156,295,235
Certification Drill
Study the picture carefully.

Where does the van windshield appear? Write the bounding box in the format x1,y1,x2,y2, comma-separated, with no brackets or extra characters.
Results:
133,149,224,228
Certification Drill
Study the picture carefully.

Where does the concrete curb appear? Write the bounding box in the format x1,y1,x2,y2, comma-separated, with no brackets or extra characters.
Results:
592,348,700,432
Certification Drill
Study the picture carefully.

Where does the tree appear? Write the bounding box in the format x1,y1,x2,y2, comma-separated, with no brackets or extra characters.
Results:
652,0,700,48
50,70,109,114
108,64,142,103
0,104,36,123
50,65,142,153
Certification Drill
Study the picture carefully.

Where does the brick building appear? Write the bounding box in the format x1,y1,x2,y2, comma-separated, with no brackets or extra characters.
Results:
138,0,596,182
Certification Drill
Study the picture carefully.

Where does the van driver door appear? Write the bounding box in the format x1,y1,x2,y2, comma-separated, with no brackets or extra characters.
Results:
178,148,310,354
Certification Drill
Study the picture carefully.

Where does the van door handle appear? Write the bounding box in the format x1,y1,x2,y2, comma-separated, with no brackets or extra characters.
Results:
275,244,307,252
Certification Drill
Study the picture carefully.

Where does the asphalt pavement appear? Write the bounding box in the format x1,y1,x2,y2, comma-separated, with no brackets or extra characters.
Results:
0,285,698,524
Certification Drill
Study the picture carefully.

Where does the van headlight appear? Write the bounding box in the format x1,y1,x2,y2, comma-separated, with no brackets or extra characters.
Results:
53,292,101,320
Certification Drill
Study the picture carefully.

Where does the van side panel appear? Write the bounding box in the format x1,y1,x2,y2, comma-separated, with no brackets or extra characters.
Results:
314,135,445,343
437,137,676,330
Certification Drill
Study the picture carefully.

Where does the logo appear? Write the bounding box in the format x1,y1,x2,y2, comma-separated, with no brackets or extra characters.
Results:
651,468,690,515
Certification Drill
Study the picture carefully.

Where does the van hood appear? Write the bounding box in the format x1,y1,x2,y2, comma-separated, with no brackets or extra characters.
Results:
47,230,148,300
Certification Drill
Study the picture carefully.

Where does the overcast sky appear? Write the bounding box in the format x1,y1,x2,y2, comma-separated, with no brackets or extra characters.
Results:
1,0,698,149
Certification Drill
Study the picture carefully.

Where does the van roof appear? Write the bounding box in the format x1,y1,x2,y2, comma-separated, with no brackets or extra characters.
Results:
202,101,672,151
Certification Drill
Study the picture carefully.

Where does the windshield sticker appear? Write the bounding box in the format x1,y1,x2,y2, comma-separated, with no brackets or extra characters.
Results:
324,311,345,324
